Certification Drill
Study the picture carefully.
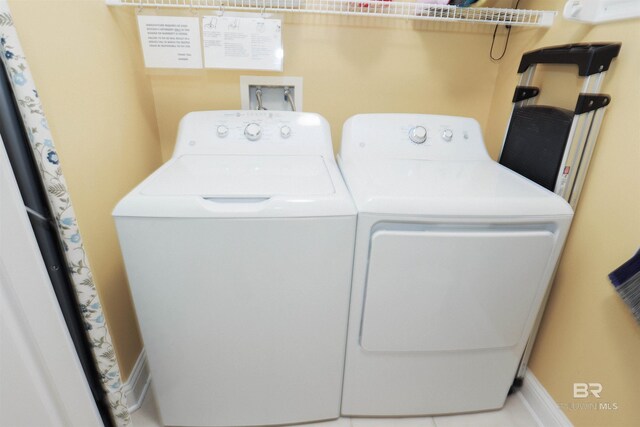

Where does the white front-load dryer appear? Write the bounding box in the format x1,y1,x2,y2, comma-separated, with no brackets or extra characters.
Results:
113,111,356,427
338,114,573,416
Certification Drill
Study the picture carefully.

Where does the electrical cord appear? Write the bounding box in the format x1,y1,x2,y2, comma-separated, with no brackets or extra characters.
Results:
489,0,521,61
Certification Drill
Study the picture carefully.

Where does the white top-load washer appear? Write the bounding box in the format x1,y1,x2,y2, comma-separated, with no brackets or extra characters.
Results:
113,111,356,427
338,114,573,416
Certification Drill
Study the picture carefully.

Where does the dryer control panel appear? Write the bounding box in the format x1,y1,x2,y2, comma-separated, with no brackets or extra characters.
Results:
173,111,334,159
340,114,490,162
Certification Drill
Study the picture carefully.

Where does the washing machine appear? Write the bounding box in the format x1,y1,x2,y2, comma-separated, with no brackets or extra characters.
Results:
113,111,356,427
338,114,573,416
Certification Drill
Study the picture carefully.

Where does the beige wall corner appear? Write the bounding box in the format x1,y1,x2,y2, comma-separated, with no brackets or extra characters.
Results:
8,0,163,381
485,2,640,426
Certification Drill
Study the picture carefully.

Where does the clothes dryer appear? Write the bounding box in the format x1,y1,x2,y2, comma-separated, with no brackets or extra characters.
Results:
338,114,572,416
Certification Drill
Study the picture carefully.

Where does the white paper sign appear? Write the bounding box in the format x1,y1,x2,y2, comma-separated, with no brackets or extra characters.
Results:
137,15,203,69
202,14,283,71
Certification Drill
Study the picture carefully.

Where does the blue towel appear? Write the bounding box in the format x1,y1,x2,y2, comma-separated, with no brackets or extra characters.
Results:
608,248,640,324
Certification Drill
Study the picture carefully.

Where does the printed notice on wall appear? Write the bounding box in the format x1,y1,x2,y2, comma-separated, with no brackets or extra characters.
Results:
137,15,203,69
202,14,283,71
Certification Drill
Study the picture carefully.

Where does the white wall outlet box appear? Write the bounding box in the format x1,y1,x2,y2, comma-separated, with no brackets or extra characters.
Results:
240,76,303,111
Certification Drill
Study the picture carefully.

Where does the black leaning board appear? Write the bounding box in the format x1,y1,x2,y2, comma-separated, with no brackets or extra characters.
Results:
500,105,574,191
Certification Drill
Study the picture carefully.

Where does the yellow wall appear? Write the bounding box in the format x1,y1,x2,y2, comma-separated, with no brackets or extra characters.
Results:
145,15,509,159
8,0,163,380
485,1,640,426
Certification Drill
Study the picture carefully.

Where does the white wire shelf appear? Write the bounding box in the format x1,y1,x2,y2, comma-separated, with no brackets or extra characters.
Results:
105,0,556,27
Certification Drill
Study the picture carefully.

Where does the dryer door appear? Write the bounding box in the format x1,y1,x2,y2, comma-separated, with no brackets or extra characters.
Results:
360,224,556,352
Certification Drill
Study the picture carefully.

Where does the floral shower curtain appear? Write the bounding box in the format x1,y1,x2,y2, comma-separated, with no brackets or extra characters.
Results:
0,3,130,426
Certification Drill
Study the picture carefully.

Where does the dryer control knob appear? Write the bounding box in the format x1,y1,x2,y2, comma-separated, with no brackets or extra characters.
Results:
244,123,262,141
280,125,292,139
442,129,453,142
409,126,427,144
216,125,229,138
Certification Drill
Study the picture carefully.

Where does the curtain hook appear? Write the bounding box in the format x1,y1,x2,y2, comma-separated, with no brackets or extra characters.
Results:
218,3,225,16
261,6,266,18
136,4,143,14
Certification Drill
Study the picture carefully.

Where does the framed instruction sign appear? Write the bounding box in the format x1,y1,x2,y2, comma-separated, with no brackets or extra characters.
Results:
137,15,203,69
202,13,283,71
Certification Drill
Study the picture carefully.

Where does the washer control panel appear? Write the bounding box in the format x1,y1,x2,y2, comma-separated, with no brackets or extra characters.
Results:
340,113,489,162
173,111,333,157
207,112,299,143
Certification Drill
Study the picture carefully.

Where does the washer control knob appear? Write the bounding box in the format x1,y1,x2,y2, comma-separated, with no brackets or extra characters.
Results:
442,129,454,142
280,125,292,139
216,125,229,138
409,126,427,144
244,123,262,141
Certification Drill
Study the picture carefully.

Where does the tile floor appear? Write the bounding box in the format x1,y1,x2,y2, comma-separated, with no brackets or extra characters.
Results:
131,388,543,427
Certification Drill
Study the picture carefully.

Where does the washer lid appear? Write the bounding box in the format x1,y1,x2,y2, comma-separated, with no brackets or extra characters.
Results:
339,158,573,217
114,154,356,218
142,155,335,197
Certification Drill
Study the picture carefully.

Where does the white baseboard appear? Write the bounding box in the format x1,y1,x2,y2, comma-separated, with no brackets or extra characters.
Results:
520,370,573,427
118,353,568,423
122,349,151,413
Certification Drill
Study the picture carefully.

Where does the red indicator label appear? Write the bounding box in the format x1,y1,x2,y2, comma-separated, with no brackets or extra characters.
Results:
563,166,570,175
